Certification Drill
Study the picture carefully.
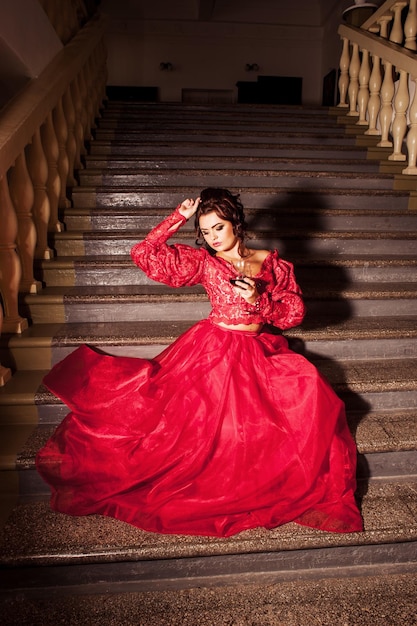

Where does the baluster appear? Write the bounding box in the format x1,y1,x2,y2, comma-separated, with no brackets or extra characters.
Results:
377,62,395,147
0,303,12,385
8,152,42,294
41,112,64,232
347,43,360,116
26,128,53,260
53,97,70,209
357,49,371,125
63,87,78,185
403,77,417,173
389,69,409,160
390,2,407,44
404,0,417,50
0,174,28,333
365,54,382,135
338,37,350,108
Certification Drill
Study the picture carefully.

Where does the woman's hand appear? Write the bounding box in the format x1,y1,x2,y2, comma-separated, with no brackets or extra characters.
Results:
178,198,200,220
232,277,259,305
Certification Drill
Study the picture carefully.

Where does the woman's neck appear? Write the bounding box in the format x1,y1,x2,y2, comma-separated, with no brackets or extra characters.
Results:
216,248,253,264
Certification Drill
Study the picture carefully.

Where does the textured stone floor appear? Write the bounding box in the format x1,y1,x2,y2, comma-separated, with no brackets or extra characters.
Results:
1,573,416,625
1,481,417,566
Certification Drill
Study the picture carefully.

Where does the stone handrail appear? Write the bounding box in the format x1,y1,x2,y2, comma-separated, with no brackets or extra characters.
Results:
337,0,417,170
0,13,107,384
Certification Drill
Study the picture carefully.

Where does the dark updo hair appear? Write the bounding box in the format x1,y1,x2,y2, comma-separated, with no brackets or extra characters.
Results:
195,188,249,255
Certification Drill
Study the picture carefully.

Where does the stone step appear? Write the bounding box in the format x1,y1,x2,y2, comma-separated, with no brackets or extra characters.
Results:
0,482,416,581
72,170,396,193
75,170,395,192
61,205,417,233
2,317,417,372
18,283,417,324
104,101,331,114
93,119,350,136
70,185,411,211
89,135,358,153
97,114,342,127
85,151,376,168
94,131,352,147
99,105,336,124
79,158,381,177
2,572,417,624
87,142,371,160
36,255,417,287
96,118,343,132
50,228,417,256
104,101,332,116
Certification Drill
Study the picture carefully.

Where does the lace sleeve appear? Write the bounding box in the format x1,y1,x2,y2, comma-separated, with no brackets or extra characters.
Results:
258,251,306,330
130,208,205,287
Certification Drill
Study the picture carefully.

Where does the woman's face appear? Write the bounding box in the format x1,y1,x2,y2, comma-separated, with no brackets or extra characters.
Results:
199,212,238,253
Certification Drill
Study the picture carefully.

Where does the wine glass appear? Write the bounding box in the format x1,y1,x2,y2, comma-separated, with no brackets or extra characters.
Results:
234,259,252,280
233,259,252,312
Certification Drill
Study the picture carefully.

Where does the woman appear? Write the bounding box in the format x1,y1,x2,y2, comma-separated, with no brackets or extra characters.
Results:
36,188,363,537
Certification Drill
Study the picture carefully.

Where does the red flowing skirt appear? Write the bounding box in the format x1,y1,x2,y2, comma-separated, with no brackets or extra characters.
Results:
36,320,363,537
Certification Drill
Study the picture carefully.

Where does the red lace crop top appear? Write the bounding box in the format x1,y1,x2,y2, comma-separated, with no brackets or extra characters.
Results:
131,208,306,329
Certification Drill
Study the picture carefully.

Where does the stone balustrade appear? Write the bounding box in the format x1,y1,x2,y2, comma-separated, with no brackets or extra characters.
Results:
338,0,417,171
0,10,107,383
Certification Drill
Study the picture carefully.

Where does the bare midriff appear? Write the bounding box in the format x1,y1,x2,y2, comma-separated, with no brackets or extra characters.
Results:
216,321,263,332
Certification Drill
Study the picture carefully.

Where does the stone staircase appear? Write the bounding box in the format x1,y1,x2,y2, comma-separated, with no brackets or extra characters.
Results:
0,102,416,619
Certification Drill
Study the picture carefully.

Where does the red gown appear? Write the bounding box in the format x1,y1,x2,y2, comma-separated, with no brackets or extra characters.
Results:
36,209,363,537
